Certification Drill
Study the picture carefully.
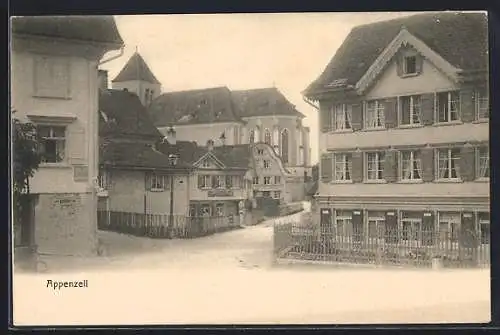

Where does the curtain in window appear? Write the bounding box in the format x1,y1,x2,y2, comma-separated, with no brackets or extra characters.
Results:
480,149,489,178
414,155,422,179
335,105,345,129
413,97,422,124
402,154,411,179
346,156,352,180
451,153,460,178
438,151,448,179
345,106,352,128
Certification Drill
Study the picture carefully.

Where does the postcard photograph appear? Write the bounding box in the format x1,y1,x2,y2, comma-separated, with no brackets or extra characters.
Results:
10,11,490,326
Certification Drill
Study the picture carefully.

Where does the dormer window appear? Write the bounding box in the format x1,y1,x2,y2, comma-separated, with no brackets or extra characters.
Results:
404,55,417,75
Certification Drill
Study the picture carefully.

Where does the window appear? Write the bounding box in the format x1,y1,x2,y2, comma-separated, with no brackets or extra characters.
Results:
264,129,271,145
437,148,461,180
38,125,66,163
476,88,489,120
202,159,210,168
273,128,280,152
212,175,225,189
264,177,271,185
233,175,242,189
263,191,271,197
144,88,150,104
33,56,71,98
401,212,422,242
254,127,260,143
98,170,111,190
477,146,489,179
400,150,422,181
404,55,417,75
365,152,385,181
201,204,211,217
225,175,233,189
479,213,490,244
334,153,352,182
249,130,255,144
263,160,271,169
437,91,460,123
274,176,281,184
252,177,259,185
198,175,211,189
257,149,264,156
332,104,352,130
400,95,421,125
280,129,289,163
150,173,169,191
215,203,224,217
438,212,460,243
273,191,281,199
364,100,385,128
367,213,385,239
335,210,352,237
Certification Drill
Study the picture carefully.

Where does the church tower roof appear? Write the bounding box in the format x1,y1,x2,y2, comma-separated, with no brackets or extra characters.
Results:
112,52,161,84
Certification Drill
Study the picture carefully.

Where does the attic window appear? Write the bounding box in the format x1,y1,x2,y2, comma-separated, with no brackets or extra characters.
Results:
404,56,417,75
200,99,208,105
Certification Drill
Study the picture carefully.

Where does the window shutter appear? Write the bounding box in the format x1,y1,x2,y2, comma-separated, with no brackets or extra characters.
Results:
211,175,217,188
320,102,332,133
68,127,86,165
351,151,363,183
351,102,362,131
420,93,435,126
352,210,364,242
459,145,476,181
415,54,423,74
421,212,434,246
198,175,203,188
383,149,397,182
421,148,434,182
320,153,333,183
460,88,475,123
396,54,403,77
384,98,398,128
145,172,151,191
385,212,398,243
461,212,477,248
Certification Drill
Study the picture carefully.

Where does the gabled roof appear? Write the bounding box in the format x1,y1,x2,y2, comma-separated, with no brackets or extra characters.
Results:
303,12,488,98
148,86,242,127
11,16,123,47
231,88,304,118
99,89,163,140
112,52,161,84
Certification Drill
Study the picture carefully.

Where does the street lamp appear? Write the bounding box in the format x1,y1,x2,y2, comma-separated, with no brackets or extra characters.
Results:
168,153,179,238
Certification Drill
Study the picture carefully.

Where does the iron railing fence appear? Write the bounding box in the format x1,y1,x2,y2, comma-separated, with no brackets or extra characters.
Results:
98,210,240,239
273,217,490,268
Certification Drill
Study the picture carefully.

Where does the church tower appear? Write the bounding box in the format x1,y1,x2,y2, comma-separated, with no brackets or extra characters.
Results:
111,51,161,106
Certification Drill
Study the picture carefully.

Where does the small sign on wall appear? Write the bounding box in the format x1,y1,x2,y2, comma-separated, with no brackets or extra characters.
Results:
353,210,361,215
73,165,88,182
424,213,432,217
463,213,473,218
387,212,395,216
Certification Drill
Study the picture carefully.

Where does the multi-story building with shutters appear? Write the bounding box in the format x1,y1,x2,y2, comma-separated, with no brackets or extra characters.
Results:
11,16,123,259
303,12,489,262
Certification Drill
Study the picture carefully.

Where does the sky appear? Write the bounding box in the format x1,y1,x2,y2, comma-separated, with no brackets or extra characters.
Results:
101,12,419,164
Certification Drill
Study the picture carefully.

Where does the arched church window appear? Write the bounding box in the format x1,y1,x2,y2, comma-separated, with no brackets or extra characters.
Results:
249,130,255,144
281,128,289,163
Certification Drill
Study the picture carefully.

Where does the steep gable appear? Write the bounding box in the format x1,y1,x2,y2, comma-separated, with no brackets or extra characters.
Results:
304,12,488,98
112,52,160,84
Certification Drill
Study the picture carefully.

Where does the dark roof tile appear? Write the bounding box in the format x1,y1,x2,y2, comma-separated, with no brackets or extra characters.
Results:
112,52,161,84
231,88,304,118
99,89,163,140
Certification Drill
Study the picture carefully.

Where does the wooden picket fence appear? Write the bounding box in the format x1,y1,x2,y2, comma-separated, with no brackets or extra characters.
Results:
98,210,240,239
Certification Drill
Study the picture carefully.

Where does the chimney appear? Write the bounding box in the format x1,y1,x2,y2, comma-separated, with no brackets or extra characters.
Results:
207,139,214,151
98,70,108,90
166,126,176,145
